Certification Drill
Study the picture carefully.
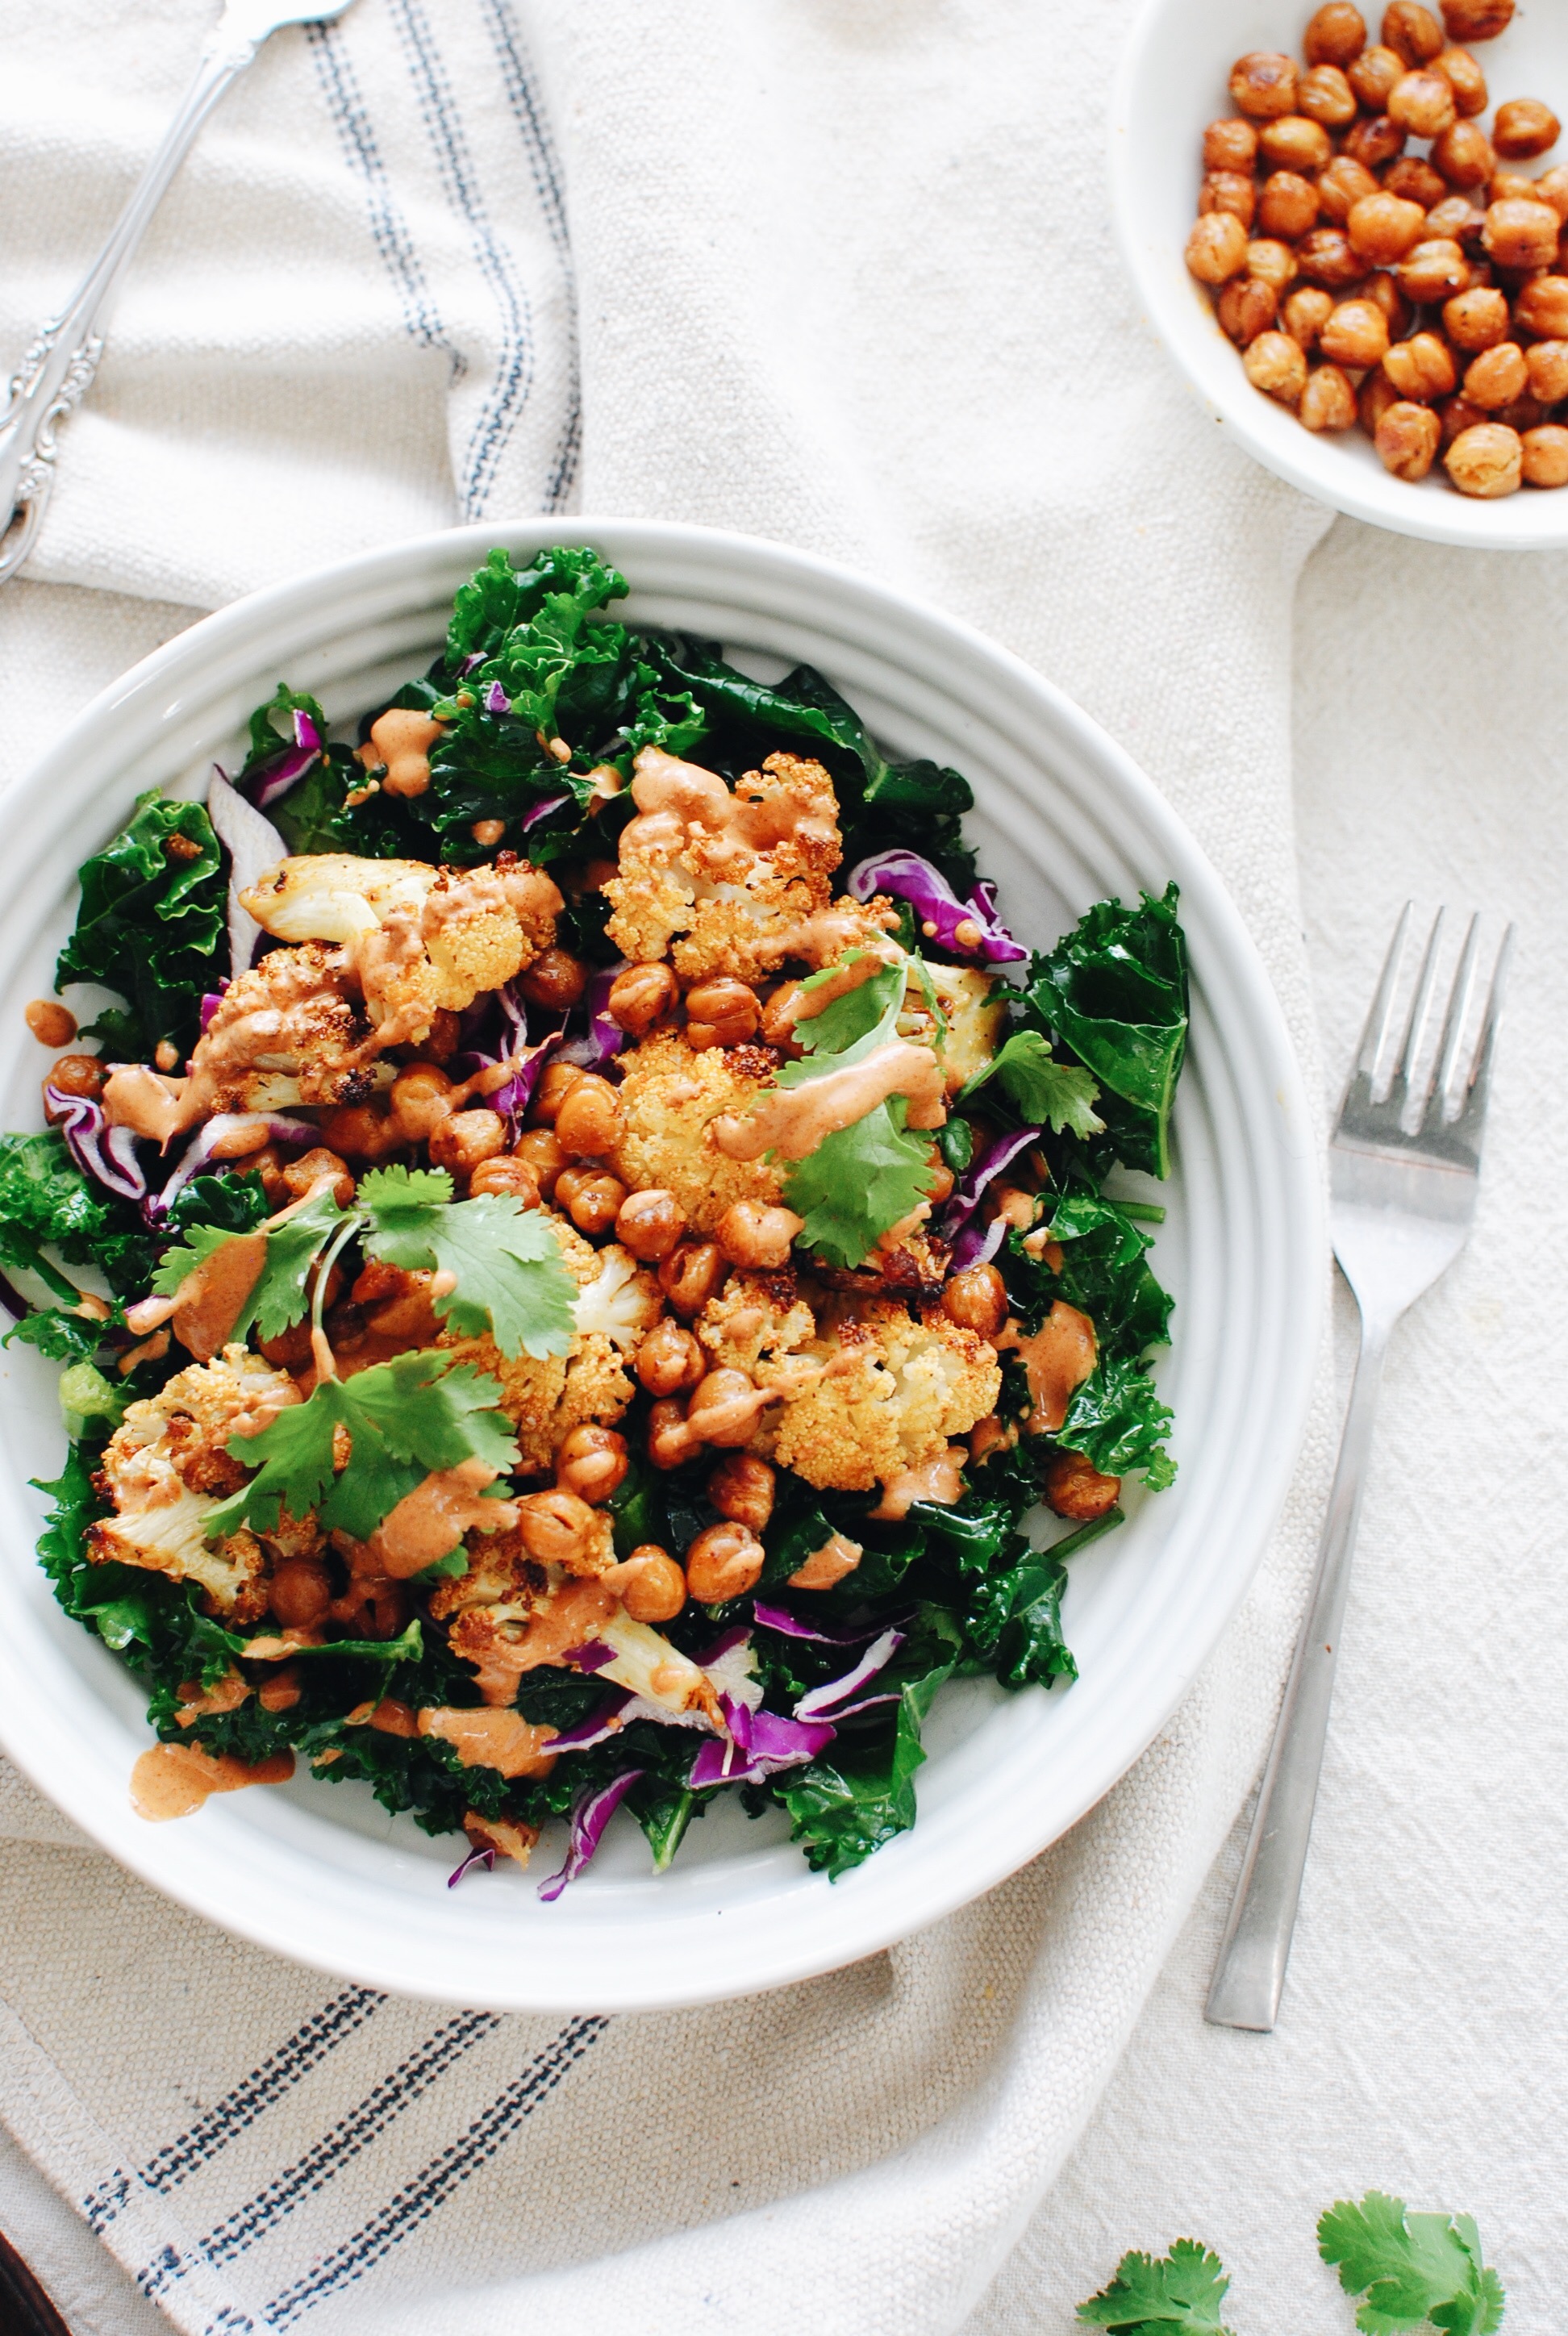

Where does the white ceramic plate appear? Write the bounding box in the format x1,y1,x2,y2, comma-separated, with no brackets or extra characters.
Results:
1111,0,1568,548
0,521,1320,2011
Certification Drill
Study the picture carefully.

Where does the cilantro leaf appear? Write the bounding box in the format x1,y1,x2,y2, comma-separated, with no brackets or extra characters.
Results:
213,1352,519,1542
782,1098,935,1272
1077,2239,1234,2333
1319,2193,1506,2336
794,953,907,1057
152,1189,348,1343
961,1030,1104,1138
357,1165,576,1358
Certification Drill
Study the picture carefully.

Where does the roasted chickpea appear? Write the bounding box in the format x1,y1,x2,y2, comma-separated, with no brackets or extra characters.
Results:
1431,120,1495,190
281,1146,356,1208
1375,398,1444,476
1533,167,1568,223
515,1486,598,1567
1520,423,1568,486
609,1546,687,1624
1186,214,1250,289
1494,99,1561,163
1388,67,1456,137
1317,156,1381,226
1297,226,1366,289
554,1423,629,1504
1464,338,1528,407
636,1316,706,1396
1483,198,1561,270
1425,194,1484,242
554,1073,626,1157
1203,117,1259,172
1513,274,1568,336
1440,0,1512,36
467,1154,542,1204
428,1109,507,1178
707,1452,777,1533
1321,298,1391,366
387,1062,454,1142
1282,284,1337,347
1245,237,1301,291
1360,365,1405,435
615,1187,687,1262
923,1149,956,1206
1044,1450,1123,1523
1443,284,1509,348
1229,52,1299,119
1200,170,1257,229
715,1199,803,1269
1383,331,1458,396
1436,46,1487,115
1491,393,1546,434
1524,338,1568,400
1382,156,1447,211
243,1145,293,1208
1348,44,1404,107
1489,170,1540,206
1345,115,1407,173
1300,363,1360,430
685,1520,765,1604
1258,169,1322,240
318,1103,399,1160
1348,191,1428,264
1398,236,1471,298
46,1052,105,1102
1244,330,1310,405
606,960,678,1037
1361,270,1415,336
682,1367,765,1449
1306,2,1368,64
269,1558,332,1629
511,1126,567,1198
1259,115,1333,173
25,999,75,1048
1298,65,1358,127
518,947,588,1012
942,1262,1008,1340
559,1168,627,1237
647,1397,694,1468
1438,390,1489,444
1382,2,1445,65
657,1239,725,1318
528,1058,584,1127
683,975,761,1050
1445,419,1524,493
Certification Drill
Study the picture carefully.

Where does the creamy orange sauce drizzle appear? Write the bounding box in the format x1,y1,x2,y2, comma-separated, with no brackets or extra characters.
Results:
628,746,838,875
365,707,444,799
869,1445,966,1521
712,1041,946,1162
170,1229,269,1361
416,1707,559,1778
131,1742,294,1821
787,1529,864,1590
998,1301,1098,1433
365,1458,519,1580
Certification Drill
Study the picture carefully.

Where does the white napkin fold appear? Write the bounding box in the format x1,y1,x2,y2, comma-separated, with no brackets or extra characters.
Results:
0,1,1348,2329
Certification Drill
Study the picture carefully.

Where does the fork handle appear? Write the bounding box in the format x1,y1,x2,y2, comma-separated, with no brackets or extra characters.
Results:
1204,1312,1390,2030
0,14,264,585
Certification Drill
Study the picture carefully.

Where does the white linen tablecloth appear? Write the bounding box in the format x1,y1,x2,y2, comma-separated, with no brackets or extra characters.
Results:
0,2,1561,2330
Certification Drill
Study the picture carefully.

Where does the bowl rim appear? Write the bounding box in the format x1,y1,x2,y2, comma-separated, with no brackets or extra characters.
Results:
1108,0,1568,550
0,517,1324,2009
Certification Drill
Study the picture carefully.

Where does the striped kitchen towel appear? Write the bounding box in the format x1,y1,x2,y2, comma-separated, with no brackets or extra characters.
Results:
0,2,1337,2331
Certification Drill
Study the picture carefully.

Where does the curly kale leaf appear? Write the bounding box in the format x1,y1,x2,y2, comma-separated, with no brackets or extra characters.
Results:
1059,1352,1175,1488
1024,883,1188,1178
56,790,226,1060
779,1616,960,1878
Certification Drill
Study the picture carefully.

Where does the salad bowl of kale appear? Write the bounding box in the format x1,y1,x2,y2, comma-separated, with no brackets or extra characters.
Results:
0,525,1320,2010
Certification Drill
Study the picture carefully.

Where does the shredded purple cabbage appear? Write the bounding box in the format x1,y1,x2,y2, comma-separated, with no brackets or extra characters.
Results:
198,983,229,1033
46,1087,146,1203
545,1692,632,1753
940,1124,1040,1255
949,1213,1008,1274
752,1602,896,1646
447,1843,496,1888
561,1640,617,1674
461,652,486,677
689,1709,836,1789
519,790,573,833
556,959,628,1072
485,680,511,715
538,1769,644,1901
794,1628,904,1721
148,1112,317,1223
689,1622,754,1669
248,708,323,811
845,850,1027,966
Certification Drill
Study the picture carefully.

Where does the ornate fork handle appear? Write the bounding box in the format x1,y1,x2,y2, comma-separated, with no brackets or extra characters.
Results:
0,17,265,586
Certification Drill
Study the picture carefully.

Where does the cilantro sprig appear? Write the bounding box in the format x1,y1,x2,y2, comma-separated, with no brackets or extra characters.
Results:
1077,2241,1234,2334
154,1166,575,1361
958,1028,1103,1139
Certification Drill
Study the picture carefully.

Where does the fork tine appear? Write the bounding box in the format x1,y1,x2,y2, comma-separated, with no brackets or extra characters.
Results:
1384,906,1445,1112
1353,903,1412,1088
1453,923,1514,1138
1430,912,1483,1125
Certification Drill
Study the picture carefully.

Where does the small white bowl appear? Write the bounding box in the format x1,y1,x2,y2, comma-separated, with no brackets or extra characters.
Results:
1111,0,1568,547
0,521,1321,2011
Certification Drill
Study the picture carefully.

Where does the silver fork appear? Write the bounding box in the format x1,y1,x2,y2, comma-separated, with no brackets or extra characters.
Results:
0,0,359,587
1206,905,1512,2033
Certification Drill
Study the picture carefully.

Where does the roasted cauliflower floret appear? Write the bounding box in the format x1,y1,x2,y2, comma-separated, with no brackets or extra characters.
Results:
438,1216,653,1473
184,942,373,1113
612,1032,787,1234
768,1299,1001,1495
696,1270,818,1378
90,1345,301,1617
900,962,1006,1093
